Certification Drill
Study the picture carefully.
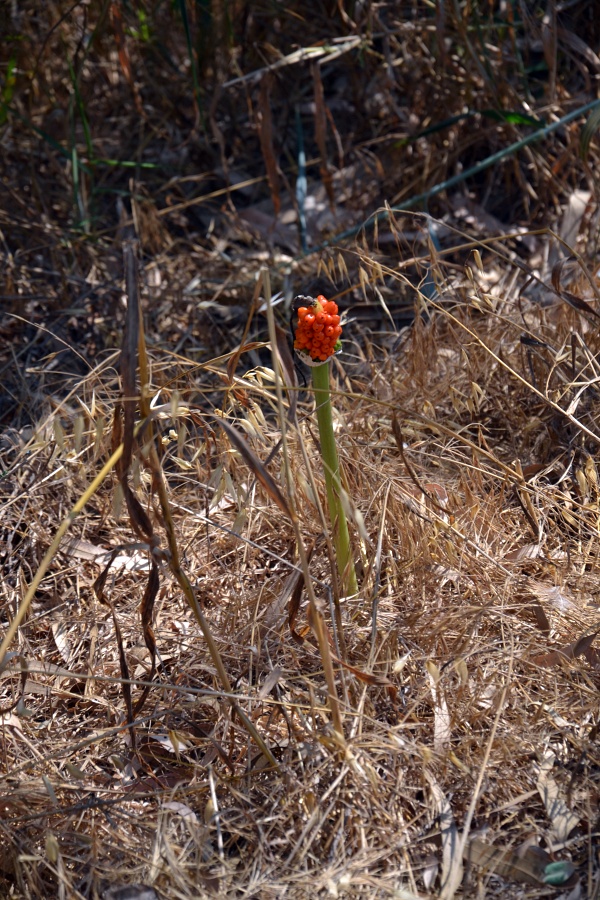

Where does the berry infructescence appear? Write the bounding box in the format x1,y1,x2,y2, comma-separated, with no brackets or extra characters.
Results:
293,295,342,362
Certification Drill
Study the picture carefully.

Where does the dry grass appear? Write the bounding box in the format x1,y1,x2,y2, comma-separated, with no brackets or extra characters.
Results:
2,2,600,898
1,222,600,897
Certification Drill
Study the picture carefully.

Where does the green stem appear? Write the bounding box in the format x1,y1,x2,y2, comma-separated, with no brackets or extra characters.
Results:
311,361,357,595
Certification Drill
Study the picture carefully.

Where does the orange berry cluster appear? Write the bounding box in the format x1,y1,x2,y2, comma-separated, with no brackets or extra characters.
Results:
293,294,342,362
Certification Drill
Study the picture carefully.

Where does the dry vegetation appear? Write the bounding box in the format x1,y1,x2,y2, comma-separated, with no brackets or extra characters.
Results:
1,2,600,898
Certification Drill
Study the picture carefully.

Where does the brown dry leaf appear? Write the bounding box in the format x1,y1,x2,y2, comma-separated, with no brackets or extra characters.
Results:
532,628,600,668
503,543,542,562
257,74,280,216
257,666,284,700
558,189,591,250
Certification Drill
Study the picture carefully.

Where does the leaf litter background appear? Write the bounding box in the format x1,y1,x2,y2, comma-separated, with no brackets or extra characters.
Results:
0,2,599,898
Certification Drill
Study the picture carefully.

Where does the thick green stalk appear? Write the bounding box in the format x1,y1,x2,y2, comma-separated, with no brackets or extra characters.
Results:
311,361,357,595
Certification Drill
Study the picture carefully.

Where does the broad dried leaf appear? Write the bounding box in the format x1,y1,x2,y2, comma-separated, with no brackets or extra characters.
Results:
559,190,591,248
258,666,283,699
64,538,110,561
503,543,542,562
162,800,198,824
532,629,600,668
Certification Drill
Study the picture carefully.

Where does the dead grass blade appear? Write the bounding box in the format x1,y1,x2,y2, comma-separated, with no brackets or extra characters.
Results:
216,415,292,518
0,439,125,669
427,772,463,899
312,62,334,209
226,278,264,380
287,541,314,644
257,73,280,217
552,257,600,321
331,652,398,703
0,654,27,715
109,0,143,114
273,319,299,422
93,551,136,743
